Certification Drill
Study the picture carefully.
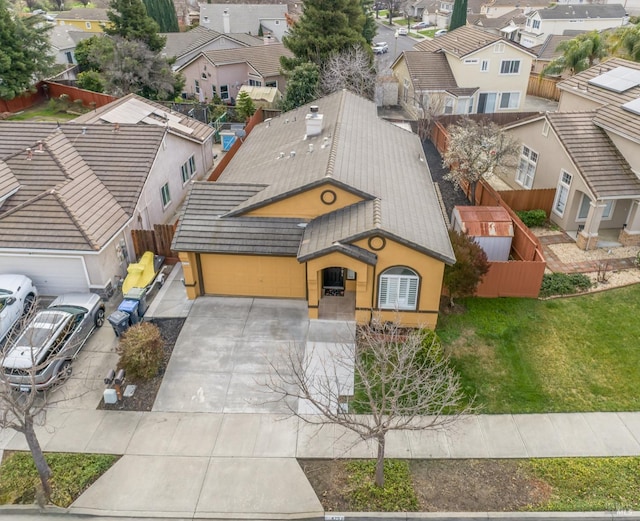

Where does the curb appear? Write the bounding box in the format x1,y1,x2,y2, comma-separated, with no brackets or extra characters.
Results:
327,513,640,521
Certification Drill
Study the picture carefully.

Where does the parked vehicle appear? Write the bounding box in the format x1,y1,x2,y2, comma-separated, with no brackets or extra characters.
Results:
434,29,448,37
372,42,389,54
412,21,430,29
397,27,409,35
0,274,37,344
2,293,105,391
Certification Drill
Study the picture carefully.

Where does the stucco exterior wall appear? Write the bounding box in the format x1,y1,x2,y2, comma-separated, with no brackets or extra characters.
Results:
557,90,605,112
607,132,640,174
245,184,365,219
199,253,307,297
55,19,106,32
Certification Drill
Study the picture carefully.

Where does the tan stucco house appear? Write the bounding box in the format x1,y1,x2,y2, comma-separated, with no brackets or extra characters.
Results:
392,26,535,118
173,90,455,328
500,58,640,250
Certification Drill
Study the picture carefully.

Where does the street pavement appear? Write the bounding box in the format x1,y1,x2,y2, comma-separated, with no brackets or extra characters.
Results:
1,266,640,518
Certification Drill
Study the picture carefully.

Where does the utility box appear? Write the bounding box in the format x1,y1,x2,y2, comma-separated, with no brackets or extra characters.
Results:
451,206,514,261
103,388,118,404
108,309,131,337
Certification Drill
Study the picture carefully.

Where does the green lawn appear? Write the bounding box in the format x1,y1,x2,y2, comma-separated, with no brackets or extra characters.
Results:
419,28,437,38
437,285,640,413
8,104,79,122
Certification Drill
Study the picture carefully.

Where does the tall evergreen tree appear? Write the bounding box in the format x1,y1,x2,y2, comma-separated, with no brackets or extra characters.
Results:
143,0,179,33
106,0,166,52
281,0,368,70
449,0,467,31
0,0,54,100
280,62,320,111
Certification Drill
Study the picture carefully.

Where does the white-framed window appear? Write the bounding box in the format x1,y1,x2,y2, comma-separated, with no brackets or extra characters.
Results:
542,120,550,136
577,195,614,221
265,80,277,88
444,96,454,114
161,183,171,208
499,91,520,109
203,15,209,22
194,80,200,94
180,155,197,184
403,78,410,102
201,72,207,80
532,19,540,29
500,60,520,74
378,267,419,310
85,22,92,29
220,84,229,100
494,42,505,53
553,170,572,216
516,145,538,189
480,59,489,72
248,78,262,86
212,85,217,97
275,19,280,24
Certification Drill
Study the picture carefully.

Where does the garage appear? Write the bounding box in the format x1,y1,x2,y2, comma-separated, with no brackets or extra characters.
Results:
0,254,90,296
200,253,306,298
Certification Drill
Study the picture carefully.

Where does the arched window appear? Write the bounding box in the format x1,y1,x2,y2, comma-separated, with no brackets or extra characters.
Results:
378,267,419,310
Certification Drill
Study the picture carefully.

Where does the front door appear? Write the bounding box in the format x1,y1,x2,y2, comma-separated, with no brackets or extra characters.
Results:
323,267,344,289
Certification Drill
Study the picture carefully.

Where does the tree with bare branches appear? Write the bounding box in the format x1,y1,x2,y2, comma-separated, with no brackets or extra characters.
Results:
266,322,473,487
320,45,376,100
443,117,520,205
414,92,447,141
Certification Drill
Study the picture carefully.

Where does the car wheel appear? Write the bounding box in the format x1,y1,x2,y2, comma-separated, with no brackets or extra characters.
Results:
95,308,105,328
58,360,72,381
23,294,35,315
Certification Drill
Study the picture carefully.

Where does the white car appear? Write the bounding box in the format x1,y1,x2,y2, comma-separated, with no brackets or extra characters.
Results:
0,274,38,344
397,27,409,35
372,42,389,54
434,29,448,37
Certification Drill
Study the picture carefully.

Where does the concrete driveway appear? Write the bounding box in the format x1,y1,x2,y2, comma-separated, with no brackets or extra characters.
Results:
153,297,310,413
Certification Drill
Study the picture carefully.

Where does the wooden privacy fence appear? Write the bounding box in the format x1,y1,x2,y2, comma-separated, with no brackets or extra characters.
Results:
489,187,556,215
208,107,264,181
0,82,116,114
527,74,561,101
131,224,177,260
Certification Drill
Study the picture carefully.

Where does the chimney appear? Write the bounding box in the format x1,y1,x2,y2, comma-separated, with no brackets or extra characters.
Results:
305,105,323,137
223,8,230,33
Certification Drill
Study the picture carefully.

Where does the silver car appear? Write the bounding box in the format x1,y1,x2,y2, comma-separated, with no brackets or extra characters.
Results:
0,274,38,344
2,293,105,391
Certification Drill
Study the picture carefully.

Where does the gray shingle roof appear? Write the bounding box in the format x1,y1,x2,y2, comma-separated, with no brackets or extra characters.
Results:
0,122,165,251
57,7,109,20
48,26,92,51
179,90,454,264
199,3,288,34
73,93,214,144
161,26,262,60
198,44,292,77
0,160,19,200
535,3,626,19
546,111,640,199
403,51,459,91
558,58,640,145
534,34,575,61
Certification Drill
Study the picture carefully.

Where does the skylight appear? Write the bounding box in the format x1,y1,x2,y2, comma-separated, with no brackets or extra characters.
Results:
622,97,640,116
588,66,640,93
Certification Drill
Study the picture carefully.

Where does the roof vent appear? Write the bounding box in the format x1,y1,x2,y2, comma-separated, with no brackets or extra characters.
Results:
290,150,296,158
310,105,319,113
279,152,285,159
26,148,33,161
321,137,330,149
308,144,314,153
305,108,323,137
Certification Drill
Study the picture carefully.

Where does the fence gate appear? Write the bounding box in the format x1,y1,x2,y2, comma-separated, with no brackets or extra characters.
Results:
131,224,176,259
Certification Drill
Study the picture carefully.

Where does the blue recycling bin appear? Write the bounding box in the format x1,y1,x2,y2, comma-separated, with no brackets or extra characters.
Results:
118,299,140,324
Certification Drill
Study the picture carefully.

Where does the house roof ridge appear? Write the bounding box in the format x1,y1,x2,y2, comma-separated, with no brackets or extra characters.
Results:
52,189,99,250
0,190,53,220
325,91,346,179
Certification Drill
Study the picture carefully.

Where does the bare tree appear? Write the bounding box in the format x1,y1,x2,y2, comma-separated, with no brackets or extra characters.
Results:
266,321,473,487
320,45,376,100
414,92,447,142
443,117,520,205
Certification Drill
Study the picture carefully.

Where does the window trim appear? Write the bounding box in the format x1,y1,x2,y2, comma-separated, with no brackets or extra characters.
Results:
494,42,505,53
378,266,420,311
220,84,230,100
553,170,572,217
577,194,614,222
480,59,489,72
499,59,521,75
515,145,538,189
160,183,171,209
542,120,550,136
499,91,520,110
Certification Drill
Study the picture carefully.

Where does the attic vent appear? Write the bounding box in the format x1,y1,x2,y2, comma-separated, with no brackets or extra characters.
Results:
310,105,319,113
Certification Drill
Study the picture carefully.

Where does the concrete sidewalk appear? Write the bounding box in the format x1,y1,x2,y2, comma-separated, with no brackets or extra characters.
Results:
2,410,640,517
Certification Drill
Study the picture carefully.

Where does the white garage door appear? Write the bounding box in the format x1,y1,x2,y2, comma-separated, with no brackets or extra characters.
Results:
0,255,89,296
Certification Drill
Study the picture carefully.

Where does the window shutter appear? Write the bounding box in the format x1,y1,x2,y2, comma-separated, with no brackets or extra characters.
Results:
407,278,418,308
379,276,389,307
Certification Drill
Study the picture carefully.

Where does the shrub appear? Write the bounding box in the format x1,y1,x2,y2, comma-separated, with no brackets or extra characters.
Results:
116,322,164,380
539,273,592,298
517,209,547,228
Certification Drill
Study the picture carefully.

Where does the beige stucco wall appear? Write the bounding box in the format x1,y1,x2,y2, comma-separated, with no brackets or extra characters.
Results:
557,90,604,112
607,132,640,174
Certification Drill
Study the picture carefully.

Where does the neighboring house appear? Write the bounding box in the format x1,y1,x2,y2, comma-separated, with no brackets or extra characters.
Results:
53,8,110,32
162,26,263,71
467,9,526,40
529,33,577,76
500,58,640,250
199,1,289,41
519,4,627,48
173,90,455,328
476,0,547,17
177,44,293,102
0,96,215,296
407,0,451,28
48,25,93,66
393,26,534,117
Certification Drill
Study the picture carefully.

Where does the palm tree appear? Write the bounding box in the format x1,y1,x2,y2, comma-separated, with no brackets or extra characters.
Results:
542,31,607,76
608,24,640,62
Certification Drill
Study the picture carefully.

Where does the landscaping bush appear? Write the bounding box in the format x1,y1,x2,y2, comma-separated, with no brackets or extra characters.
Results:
516,209,547,228
539,273,591,297
116,322,164,380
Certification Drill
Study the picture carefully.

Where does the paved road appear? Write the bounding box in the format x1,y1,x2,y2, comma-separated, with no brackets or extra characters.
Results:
373,21,421,72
